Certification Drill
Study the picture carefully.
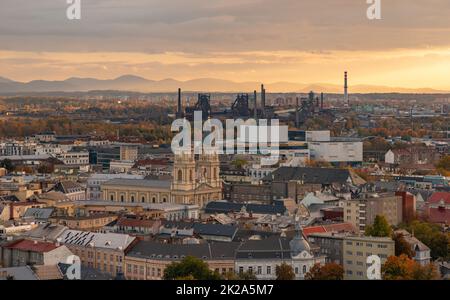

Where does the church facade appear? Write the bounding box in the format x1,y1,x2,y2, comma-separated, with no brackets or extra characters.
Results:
101,153,222,208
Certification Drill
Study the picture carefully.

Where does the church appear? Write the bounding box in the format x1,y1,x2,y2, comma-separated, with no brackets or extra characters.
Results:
101,152,222,208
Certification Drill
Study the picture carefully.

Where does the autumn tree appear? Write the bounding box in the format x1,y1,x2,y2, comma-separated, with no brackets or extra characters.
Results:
393,233,415,258
365,215,392,237
163,256,222,280
275,263,295,280
436,155,450,176
382,255,439,280
305,263,344,280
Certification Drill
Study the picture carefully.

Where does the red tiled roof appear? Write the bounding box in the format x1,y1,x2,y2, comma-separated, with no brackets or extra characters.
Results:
4,239,59,253
323,222,357,233
428,207,450,224
304,222,357,237
428,192,450,205
303,226,327,237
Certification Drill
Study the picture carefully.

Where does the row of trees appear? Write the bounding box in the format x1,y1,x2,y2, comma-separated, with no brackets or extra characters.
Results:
163,253,443,281
0,118,173,143
162,257,345,281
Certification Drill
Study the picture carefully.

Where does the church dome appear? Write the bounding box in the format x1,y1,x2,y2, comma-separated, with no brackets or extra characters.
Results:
289,225,311,256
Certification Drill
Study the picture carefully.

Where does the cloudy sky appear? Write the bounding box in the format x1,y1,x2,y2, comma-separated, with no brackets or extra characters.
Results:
1,0,450,90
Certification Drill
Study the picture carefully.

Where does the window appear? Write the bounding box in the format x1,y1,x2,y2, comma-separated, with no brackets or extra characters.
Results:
239,267,244,274
257,266,262,275
131,196,135,203
142,196,145,203
302,265,307,274
295,267,299,274
120,195,124,202
267,266,271,275
110,195,114,201
248,266,253,274
140,266,144,275
152,197,156,203
127,264,132,273
178,169,183,181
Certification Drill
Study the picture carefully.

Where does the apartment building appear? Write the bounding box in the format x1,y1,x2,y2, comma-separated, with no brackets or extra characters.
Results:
57,229,137,277
342,193,402,234
0,239,73,268
124,241,238,280
343,236,394,280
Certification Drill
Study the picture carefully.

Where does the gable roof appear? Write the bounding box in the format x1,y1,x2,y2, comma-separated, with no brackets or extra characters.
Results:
4,239,59,253
23,207,55,220
58,229,136,250
428,192,450,205
50,181,84,194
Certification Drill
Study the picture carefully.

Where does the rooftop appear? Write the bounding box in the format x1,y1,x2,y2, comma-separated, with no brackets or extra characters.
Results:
4,239,59,253
102,178,171,189
57,229,136,250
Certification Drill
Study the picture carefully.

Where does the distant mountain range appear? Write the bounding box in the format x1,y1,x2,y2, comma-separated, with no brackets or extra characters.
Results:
0,75,448,94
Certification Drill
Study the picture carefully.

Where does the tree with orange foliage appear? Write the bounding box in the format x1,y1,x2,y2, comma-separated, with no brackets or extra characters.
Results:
382,255,439,280
305,263,343,280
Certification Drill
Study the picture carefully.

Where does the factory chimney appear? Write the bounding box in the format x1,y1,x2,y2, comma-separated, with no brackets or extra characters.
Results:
254,90,258,120
344,71,349,106
320,92,324,109
261,84,266,118
295,97,300,128
177,88,182,118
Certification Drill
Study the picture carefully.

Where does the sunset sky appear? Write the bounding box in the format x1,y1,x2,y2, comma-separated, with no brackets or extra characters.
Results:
1,0,450,90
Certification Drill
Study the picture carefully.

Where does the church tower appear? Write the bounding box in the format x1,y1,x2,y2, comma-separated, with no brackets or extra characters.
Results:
172,152,196,191
196,152,221,188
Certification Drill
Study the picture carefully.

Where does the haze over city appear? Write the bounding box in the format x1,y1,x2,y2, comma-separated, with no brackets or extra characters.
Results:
1,0,450,91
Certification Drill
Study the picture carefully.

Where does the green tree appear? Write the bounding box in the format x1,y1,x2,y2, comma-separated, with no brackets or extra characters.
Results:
365,215,392,237
305,263,344,280
223,271,257,280
400,220,450,260
163,256,222,280
275,263,295,280
393,233,415,258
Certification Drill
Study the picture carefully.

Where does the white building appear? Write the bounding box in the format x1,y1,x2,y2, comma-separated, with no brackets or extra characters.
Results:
235,227,325,280
86,173,145,200
308,140,363,163
56,151,89,165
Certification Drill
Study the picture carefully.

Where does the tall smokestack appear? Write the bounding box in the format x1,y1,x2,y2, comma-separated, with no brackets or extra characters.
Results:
261,84,265,118
320,92,324,109
344,71,349,106
295,97,300,128
254,90,258,120
177,88,182,118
